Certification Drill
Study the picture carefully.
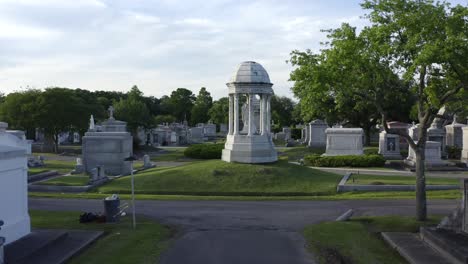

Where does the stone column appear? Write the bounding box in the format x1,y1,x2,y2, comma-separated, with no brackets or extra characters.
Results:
261,94,267,136
233,94,239,135
248,94,254,136
228,94,233,135
259,94,264,135
266,94,271,134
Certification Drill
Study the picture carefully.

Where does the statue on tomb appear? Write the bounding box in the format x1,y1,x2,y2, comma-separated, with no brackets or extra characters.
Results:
89,115,95,131
108,106,115,120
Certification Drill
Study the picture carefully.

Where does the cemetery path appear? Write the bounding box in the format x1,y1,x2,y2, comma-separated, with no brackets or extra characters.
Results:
29,198,459,264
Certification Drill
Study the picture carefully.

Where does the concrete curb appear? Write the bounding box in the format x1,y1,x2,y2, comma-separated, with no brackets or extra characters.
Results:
28,171,59,183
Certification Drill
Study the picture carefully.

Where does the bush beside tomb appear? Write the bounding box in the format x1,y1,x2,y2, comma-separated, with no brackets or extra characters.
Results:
446,146,462,159
304,154,386,167
184,143,224,159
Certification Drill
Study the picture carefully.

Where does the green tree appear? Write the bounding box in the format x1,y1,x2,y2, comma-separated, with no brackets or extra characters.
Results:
169,88,196,122
0,89,42,138
208,97,229,127
35,88,89,152
271,95,296,130
114,86,152,133
290,0,467,220
191,87,213,125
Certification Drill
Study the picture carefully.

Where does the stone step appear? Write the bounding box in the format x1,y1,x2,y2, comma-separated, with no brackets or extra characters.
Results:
381,232,453,264
420,227,468,264
4,229,68,264
4,229,104,264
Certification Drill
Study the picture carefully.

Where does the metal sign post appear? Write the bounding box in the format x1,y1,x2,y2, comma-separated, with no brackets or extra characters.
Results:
125,156,138,229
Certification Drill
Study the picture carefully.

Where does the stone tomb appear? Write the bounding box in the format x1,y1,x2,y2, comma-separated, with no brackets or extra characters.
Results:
324,128,364,156
462,127,468,165
0,122,31,244
378,131,402,159
222,61,277,163
445,119,466,148
308,119,328,148
427,122,446,157
404,141,446,167
82,107,133,176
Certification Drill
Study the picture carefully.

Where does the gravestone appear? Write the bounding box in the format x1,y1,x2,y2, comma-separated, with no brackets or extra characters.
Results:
378,131,402,159
308,119,328,148
462,127,468,165
275,132,286,141
427,121,446,157
282,127,291,141
219,124,228,134
189,127,204,143
82,109,133,176
0,122,31,245
203,122,217,138
303,125,310,145
72,158,85,174
404,141,446,167
143,154,155,169
89,165,108,185
27,156,44,168
446,118,466,148
408,122,420,141
324,128,364,156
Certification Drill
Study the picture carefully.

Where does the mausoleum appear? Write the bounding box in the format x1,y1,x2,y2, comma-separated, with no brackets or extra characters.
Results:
0,122,31,244
222,61,277,163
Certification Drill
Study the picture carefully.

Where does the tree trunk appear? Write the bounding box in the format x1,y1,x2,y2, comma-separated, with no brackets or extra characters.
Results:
415,143,427,221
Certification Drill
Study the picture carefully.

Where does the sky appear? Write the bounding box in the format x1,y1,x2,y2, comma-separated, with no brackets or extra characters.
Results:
0,0,466,100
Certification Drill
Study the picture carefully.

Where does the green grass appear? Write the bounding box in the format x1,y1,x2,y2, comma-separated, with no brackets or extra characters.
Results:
28,159,75,175
30,210,171,264
277,146,325,162
94,160,342,196
38,175,89,186
347,174,460,186
151,148,188,162
304,215,442,264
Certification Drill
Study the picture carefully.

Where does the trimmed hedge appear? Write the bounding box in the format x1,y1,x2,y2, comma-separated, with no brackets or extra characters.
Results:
184,143,224,159
303,154,386,167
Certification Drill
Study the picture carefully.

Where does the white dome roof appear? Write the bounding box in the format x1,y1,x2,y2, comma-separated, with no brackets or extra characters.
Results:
229,61,271,83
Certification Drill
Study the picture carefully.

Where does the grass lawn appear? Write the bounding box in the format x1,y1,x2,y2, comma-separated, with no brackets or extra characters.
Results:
151,148,188,162
30,210,171,264
28,159,75,175
277,146,325,162
95,160,342,196
304,215,442,264
38,175,89,186
347,174,460,186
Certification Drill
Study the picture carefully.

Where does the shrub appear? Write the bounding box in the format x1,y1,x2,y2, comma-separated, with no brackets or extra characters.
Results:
446,146,462,159
363,147,379,155
184,143,224,159
303,154,386,167
291,128,302,140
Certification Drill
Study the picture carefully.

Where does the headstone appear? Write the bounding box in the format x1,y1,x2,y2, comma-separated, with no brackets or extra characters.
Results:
404,141,446,167
462,127,468,165
143,154,155,169
378,131,402,159
427,121,446,157
387,121,410,150
204,123,217,138
282,127,291,141
72,158,85,174
27,156,44,168
219,124,228,134
324,128,364,156
0,122,31,244
89,165,108,185
275,132,286,141
82,107,133,176
308,119,328,148
445,118,466,148
189,127,204,143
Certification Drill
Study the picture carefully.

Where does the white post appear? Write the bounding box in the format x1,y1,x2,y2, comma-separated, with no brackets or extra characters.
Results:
233,94,239,135
266,95,271,135
259,94,263,135
228,95,233,135
130,161,136,229
248,94,254,136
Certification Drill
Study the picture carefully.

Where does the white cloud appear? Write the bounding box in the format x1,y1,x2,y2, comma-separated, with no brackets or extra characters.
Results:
0,0,107,8
0,20,61,39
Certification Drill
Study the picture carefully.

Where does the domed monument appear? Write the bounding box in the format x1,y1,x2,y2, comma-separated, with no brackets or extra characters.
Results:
222,61,278,163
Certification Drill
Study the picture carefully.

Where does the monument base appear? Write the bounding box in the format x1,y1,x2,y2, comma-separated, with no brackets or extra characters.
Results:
222,134,277,163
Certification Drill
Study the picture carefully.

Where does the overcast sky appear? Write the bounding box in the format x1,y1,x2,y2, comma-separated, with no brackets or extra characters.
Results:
0,0,465,99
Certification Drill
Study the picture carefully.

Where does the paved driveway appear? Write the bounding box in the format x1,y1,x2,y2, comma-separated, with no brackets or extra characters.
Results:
29,198,459,264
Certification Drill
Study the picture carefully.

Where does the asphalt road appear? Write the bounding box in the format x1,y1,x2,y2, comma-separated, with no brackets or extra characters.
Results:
29,198,459,264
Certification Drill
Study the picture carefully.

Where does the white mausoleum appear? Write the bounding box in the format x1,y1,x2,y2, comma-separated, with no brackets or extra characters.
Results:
0,122,31,244
222,61,278,163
